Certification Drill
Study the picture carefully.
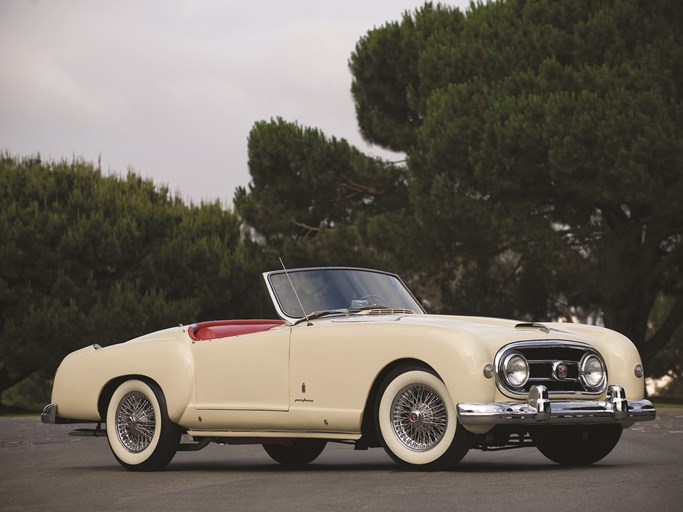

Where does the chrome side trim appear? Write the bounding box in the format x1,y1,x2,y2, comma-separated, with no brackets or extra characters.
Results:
457,384,656,426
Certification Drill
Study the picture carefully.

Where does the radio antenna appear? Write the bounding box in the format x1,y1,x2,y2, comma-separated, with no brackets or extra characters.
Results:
279,257,311,326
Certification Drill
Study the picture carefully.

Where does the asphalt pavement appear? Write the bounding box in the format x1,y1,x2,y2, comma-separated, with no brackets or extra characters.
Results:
1,409,682,512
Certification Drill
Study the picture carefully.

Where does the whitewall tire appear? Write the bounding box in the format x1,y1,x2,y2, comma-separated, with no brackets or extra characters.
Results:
377,366,472,470
106,379,180,471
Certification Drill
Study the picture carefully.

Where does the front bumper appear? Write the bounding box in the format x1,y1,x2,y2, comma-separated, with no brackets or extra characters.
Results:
457,384,656,426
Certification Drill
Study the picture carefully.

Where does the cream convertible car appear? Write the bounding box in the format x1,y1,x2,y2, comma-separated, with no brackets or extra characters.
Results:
43,267,655,471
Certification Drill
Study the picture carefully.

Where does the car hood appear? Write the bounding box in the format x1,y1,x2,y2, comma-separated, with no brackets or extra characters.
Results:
117,313,621,361
393,313,612,354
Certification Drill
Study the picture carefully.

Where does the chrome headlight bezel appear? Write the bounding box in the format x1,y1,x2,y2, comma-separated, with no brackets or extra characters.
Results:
579,353,606,391
500,351,529,389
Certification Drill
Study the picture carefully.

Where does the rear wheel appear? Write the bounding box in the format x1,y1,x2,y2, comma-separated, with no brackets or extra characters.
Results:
531,424,623,465
106,379,181,471
376,366,473,471
263,439,327,466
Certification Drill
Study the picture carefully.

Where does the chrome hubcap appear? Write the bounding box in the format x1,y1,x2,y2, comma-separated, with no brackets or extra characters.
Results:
391,383,447,451
115,391,155,453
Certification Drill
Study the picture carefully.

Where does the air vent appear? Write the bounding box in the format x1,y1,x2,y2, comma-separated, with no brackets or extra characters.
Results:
358,308,415,316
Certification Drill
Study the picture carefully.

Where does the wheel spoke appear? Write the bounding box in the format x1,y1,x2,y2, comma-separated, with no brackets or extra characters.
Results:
115,391,156,453
390,383,448,451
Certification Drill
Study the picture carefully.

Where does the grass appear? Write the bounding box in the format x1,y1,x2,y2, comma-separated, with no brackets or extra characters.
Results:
650,401,683,409
0,404,42,416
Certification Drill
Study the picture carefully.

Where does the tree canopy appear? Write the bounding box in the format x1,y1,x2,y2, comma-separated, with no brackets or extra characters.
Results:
0,154,269,396
234,118,411,270
238,0,683,371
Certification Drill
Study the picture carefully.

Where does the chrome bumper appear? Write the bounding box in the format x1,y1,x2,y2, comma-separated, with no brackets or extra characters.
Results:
41,403,84,425
42,403,105,438
457,384,656,426
41,403,58,424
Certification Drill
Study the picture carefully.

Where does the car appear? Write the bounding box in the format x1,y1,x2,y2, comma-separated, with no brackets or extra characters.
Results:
42,266,656,471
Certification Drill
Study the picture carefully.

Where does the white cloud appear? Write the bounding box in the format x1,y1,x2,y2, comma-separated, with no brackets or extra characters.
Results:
0,0,471,204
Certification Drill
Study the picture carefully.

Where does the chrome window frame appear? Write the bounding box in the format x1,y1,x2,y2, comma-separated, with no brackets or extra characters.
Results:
263,266,425,325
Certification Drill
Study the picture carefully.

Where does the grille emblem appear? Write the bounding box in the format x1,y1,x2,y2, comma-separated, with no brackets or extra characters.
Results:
553,361,568,380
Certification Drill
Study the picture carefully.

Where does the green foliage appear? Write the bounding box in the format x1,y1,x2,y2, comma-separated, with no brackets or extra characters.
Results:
0,154,266,397
347,0,683,365
0,372,52,412
647,295,682,382
238,0,683,372
350,3,465,151
234,118,409,269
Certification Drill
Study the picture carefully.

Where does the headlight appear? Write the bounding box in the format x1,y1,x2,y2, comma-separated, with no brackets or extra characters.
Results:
580,353,606,391
502,352,529,388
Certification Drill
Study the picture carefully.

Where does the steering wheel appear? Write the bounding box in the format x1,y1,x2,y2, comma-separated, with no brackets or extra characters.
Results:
356,295,389,308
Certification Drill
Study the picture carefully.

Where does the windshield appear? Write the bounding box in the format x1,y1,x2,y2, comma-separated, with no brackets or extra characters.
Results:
264,267,424,323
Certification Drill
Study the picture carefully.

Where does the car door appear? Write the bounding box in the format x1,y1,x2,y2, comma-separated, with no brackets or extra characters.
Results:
288,319,386,433
192,327,290,411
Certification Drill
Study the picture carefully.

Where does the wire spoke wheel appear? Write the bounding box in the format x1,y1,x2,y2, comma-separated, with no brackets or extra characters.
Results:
376,366,473,471
391,384,447,451
115,391,157,453
106,379,181,471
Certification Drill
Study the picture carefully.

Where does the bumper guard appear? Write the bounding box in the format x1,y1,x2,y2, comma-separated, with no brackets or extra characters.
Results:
41,403,58,424
457,384,656,426
41,403,88,425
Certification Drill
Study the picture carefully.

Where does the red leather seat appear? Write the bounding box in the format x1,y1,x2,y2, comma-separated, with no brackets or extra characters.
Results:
188,319,285,341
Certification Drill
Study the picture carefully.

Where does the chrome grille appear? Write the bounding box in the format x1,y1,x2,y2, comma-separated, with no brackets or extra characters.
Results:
495,340,607,396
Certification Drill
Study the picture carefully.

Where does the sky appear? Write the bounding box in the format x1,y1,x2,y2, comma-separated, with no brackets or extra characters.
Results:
1,0,471,205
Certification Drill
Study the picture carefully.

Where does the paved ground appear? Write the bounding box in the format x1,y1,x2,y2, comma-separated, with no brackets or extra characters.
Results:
1,409,682,512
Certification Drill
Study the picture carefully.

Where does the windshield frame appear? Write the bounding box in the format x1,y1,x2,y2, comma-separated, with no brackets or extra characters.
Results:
263,267,425,324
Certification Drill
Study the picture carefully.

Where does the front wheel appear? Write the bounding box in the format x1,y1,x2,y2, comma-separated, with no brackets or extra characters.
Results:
531,424,623,465
106,379,181,471
263,439,327,466
376,366,473,471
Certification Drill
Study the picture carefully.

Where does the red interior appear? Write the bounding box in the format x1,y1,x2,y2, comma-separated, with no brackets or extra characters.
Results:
188,319,285,341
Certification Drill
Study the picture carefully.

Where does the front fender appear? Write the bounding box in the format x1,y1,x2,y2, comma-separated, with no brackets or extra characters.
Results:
546,323,646,400
51,329,195,423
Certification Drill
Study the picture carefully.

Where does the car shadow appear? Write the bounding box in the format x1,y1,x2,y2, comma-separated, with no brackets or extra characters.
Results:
70,458,622,474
